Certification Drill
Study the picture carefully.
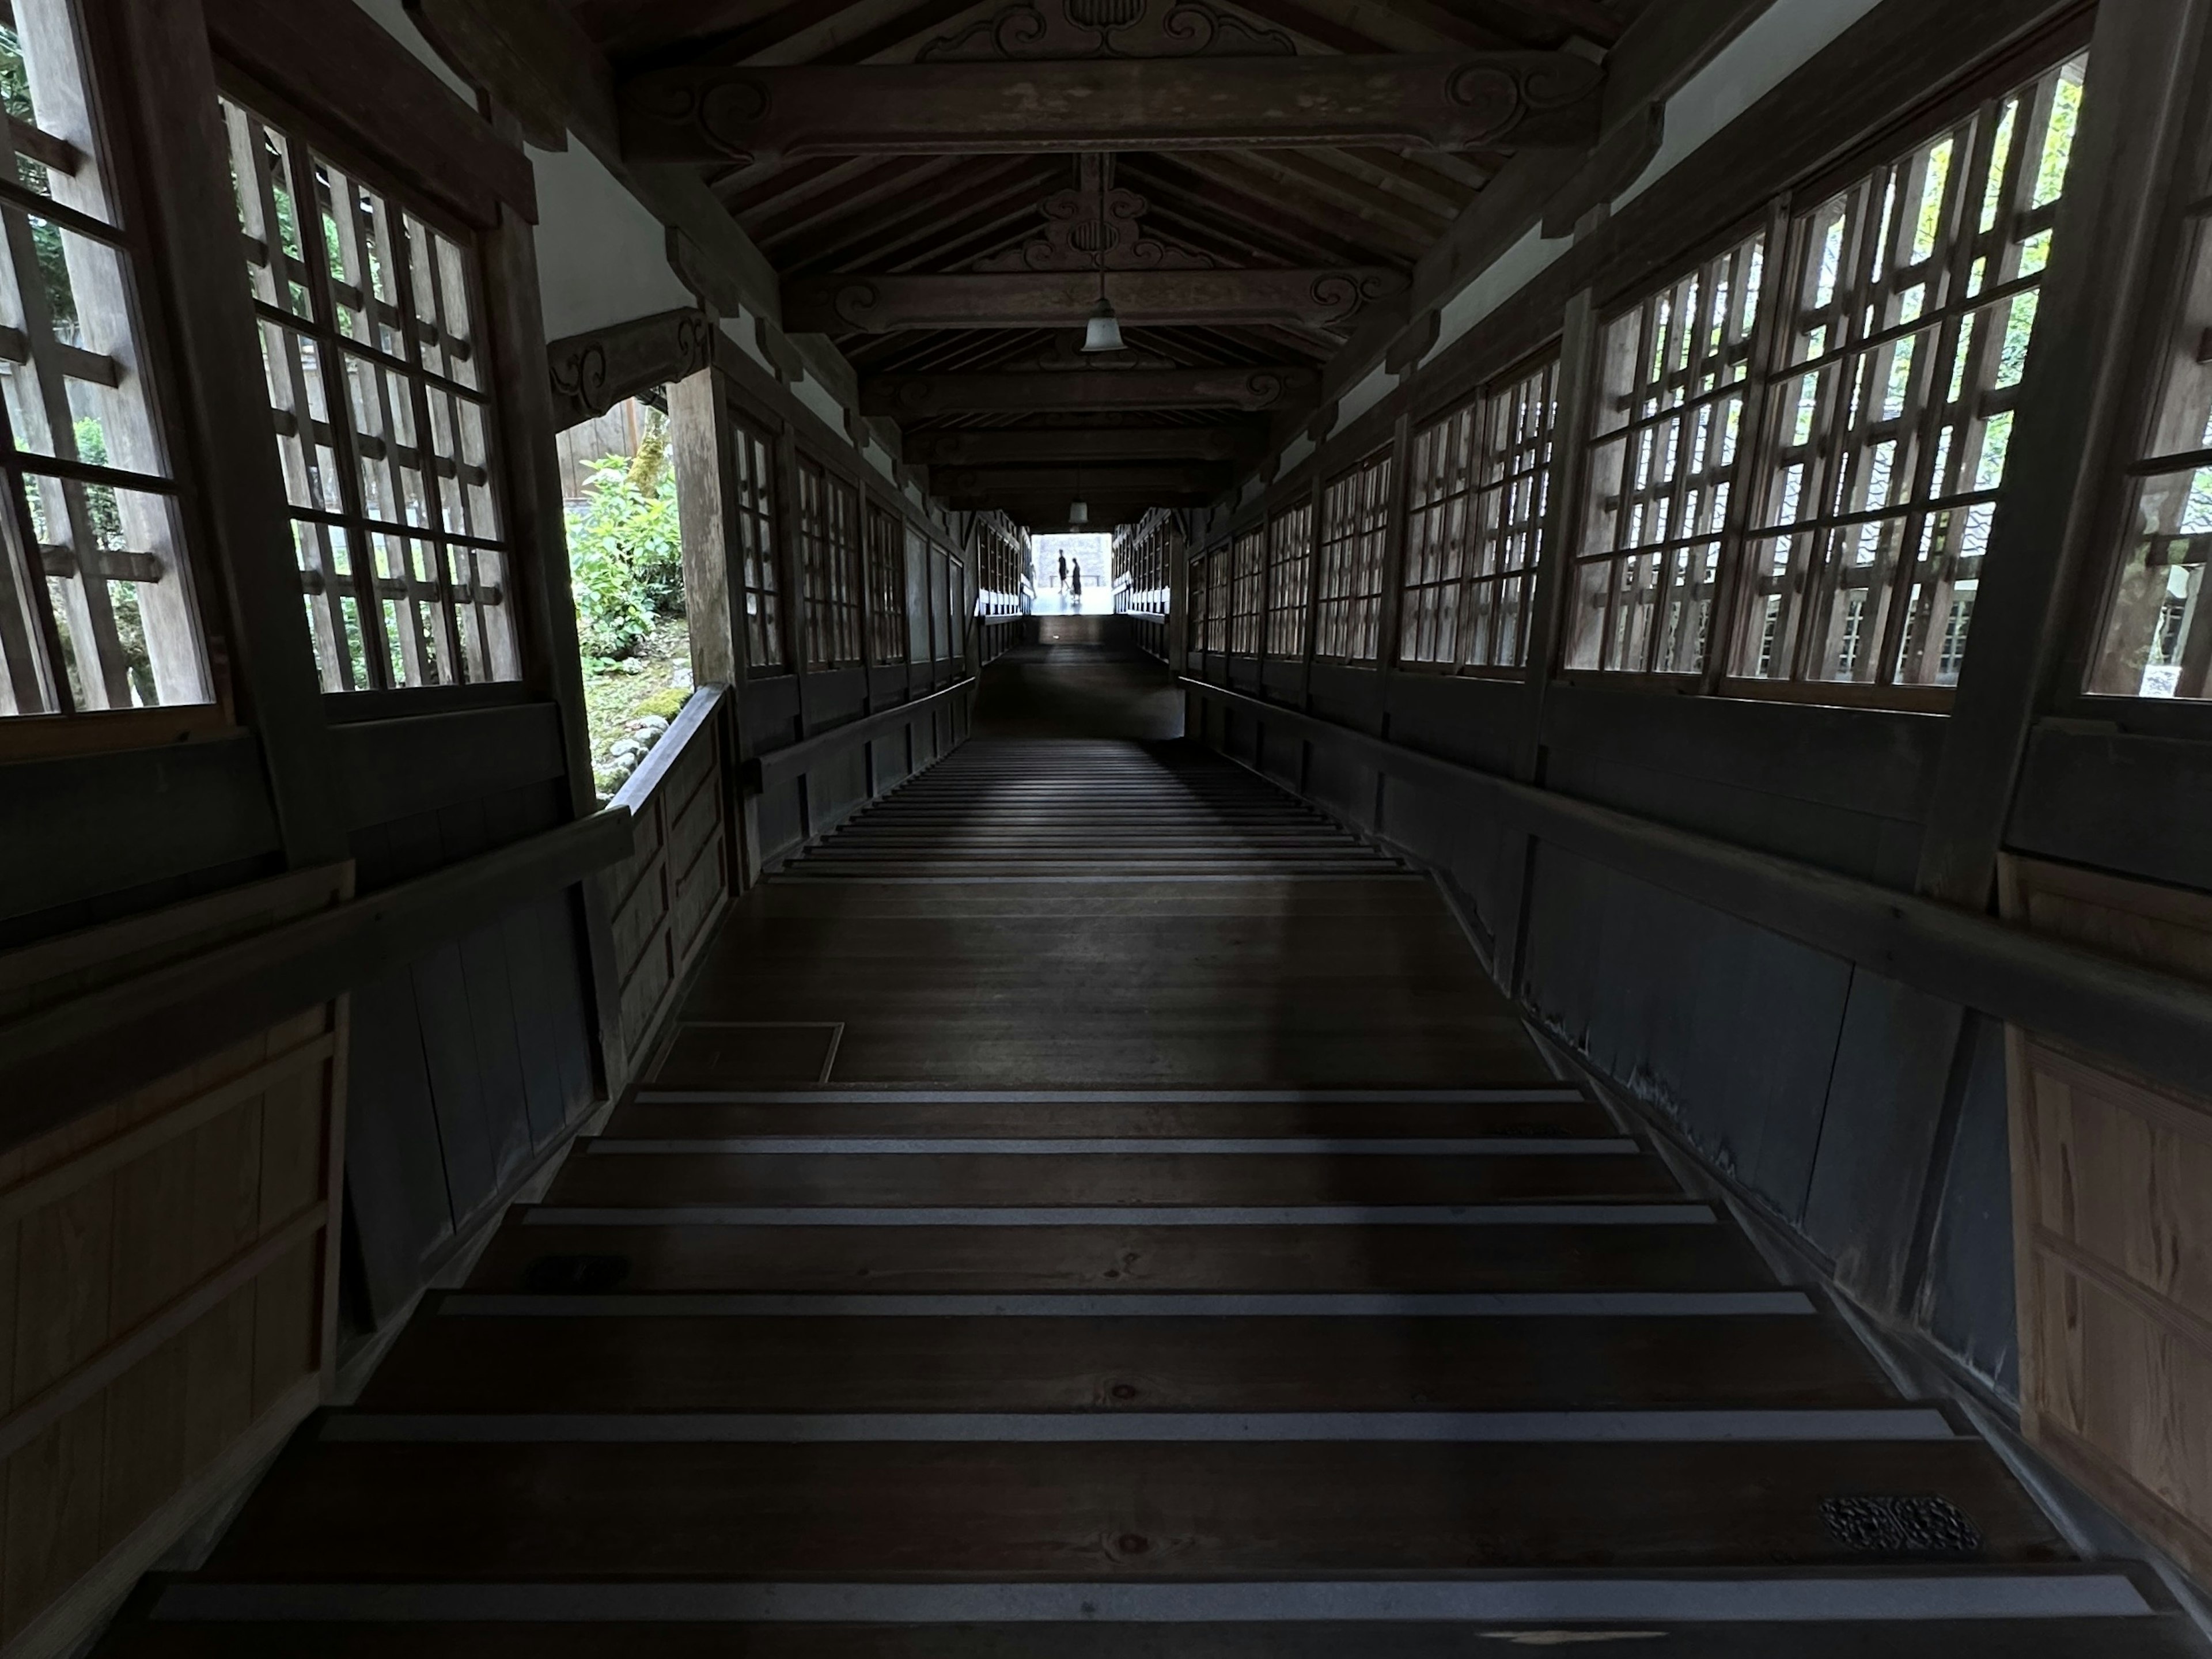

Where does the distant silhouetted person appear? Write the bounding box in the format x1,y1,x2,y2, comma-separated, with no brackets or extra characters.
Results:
1069,563,1083,600
1057,552,1068,588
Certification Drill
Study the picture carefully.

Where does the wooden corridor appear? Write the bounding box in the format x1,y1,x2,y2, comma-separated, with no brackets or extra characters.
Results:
101,641,2203,1656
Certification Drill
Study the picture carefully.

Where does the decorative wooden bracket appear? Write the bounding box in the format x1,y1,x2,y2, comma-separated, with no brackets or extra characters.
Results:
546,306,714,429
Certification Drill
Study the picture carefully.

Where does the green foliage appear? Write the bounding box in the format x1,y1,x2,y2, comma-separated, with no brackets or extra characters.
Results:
565,433,684,665
0,28,75,335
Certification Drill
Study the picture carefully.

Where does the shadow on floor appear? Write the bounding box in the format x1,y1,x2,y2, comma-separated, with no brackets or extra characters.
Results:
972,638,1183,742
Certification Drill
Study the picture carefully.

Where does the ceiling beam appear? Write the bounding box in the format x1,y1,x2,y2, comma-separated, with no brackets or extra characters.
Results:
786,268,1408,334
863,366,1317,416
905,426,1267,465
619,52,1603,165
931,461,1232,496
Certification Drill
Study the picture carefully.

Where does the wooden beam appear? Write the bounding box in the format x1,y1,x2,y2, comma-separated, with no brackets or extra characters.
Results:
904,426,1266,465
619,53,1604,165
785,269,1408,334
863,366,1317,416
930,461,1232,496
546,306,714,429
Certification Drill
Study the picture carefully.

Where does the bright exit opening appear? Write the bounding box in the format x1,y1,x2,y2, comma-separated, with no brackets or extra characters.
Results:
1030,533,1114,616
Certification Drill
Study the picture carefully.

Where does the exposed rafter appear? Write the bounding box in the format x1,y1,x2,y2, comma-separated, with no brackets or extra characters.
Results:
619,53,1604,165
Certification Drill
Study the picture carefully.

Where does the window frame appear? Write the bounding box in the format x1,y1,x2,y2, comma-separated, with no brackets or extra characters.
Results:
217,66,524,702
1264,498,1314,662
863,501,907,667
0,0,229,748
1555,18,2094,713
1228,525,1264,657
1314,446,1394,666
795,449,862,669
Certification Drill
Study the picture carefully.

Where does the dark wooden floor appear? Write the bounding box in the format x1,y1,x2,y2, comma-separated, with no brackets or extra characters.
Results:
104,639,2205,1655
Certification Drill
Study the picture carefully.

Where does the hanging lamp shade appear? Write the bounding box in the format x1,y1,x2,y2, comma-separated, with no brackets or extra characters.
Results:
1081,295,1124,354
1069,499,1091,526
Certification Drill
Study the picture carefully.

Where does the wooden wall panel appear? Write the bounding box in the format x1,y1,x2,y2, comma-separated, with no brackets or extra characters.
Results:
0,871,347,1654
2003,855,2212,1584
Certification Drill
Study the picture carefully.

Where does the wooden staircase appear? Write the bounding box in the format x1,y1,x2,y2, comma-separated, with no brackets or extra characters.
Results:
98,652,2208,1656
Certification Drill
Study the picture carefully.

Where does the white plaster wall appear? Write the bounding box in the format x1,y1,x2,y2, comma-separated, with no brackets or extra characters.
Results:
531,143,696,341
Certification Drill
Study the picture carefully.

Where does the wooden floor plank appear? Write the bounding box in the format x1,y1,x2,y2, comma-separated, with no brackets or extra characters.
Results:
355,1313,1900,1414
465,1220,1765,1294
544,1151,1681,1207
198,1440,2067,1579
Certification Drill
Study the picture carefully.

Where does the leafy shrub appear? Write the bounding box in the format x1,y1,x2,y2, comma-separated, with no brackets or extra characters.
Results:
565,423,684,665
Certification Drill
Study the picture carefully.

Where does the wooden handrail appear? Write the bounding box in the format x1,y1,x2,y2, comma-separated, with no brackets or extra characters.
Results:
1181,676,2212,1099
0,807,634,1148
752,677,976,794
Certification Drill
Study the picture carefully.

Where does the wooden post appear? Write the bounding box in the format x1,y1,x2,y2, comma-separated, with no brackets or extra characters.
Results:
101,0,346,866
1514,287,1598,786
1370,408,1416,740
1491,287,1599,990
669,367,740,688
1914,1,2211,909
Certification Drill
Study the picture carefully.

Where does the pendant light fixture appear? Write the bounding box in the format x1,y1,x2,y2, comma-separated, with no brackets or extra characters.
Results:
1080,153,1125,354
1069,457,1089,528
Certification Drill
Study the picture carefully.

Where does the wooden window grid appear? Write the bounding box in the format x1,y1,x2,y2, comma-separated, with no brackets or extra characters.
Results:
1464,358,1559,671
1202,543,1230,653
1400,402,1478,666
1400,356,1560,677
222,93,517,695
730,414,782,672
1570,229,1767,677
1113,509,1172,617
977,512,1024,616
1228,526,1264,656
1737,51,2088,691
796,453,861,667
0,0,212,719
864,504,907,665
1315,449,1392,665
1264,499,1314,659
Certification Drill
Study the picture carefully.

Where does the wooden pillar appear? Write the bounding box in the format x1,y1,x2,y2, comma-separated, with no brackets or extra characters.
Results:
1369,409,1416,738
1493,287,1598,989
104,0,345,866
1914,0,2210,908
479,192,597,820
1514,288,1599,786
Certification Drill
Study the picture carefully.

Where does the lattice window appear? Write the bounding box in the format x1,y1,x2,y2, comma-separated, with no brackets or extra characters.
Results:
796,454,861,666
0,0,211,719
732,414,782,672
1264,500,1313,660
1315,449,1392,664
1401,404,1476,666
1738,51,2086,690
1229,527,1264,656
2086,117,2212,695
1570,230,1767,676
976,513,1024,616
864,505,907,665
1198,544,1229,652
1463,357,1558,671
1112,509,1173,617
224,94,516,694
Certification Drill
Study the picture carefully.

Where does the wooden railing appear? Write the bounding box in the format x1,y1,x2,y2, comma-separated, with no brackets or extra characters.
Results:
598,684,734,1093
